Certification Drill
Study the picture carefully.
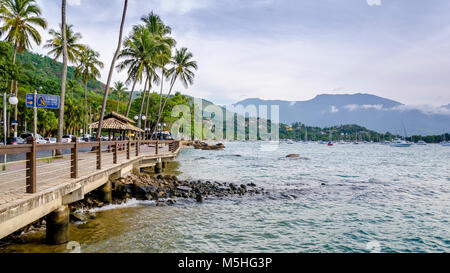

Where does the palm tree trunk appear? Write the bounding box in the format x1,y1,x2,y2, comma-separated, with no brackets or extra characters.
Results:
152,75,177,136
56,0,69,156
157,68,164,124
10,45,18,137
125,78,137,117
138,77,149,139
83,82,87,135
96,0,128,139
144,82,153,139
117,92,120,113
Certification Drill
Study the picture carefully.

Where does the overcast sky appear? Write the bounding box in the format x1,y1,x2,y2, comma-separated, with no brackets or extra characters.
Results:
29,0,450,106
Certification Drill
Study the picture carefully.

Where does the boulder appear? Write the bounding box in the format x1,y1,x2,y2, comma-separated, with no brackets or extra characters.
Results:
286,154,300,158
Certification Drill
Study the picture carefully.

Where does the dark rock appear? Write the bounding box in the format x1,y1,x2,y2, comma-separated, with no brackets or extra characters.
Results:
70,212,86,222
286,154,300,158
196,194,204,203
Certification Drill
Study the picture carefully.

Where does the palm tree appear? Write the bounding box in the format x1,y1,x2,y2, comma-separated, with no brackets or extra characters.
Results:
57,0,68,154
75,47,104,135
117,26,152,118
0,0,47,136
44,23,85,64
96,0,128,139
140,12,175,135
112,81,127,113
152,47,197,135
66,78,78,98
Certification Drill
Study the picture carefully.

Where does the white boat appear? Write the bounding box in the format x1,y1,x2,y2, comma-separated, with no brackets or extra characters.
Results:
390,139,411,147
440,134,450,146
286,140,295,144
417,140,427,145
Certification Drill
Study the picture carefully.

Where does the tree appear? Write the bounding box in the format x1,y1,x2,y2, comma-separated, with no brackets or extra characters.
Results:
66,78,78,98
112,81,127,113
0,0,47,136
140,12,175,135
75,47,103,135
96,0,128,138
152,47,197,135
44,23,85,64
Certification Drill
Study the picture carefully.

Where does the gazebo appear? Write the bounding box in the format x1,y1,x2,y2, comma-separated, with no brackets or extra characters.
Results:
89,112,143,140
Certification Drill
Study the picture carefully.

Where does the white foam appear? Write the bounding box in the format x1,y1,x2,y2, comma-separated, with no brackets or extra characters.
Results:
88,199,157,213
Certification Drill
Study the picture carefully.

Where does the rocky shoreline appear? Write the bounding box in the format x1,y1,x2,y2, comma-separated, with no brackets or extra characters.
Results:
2,173,265,241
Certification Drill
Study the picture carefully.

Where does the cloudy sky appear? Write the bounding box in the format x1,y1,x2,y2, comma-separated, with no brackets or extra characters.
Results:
30,0,450,106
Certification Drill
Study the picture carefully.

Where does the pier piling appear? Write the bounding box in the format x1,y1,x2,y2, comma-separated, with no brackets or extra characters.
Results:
46,205,70,245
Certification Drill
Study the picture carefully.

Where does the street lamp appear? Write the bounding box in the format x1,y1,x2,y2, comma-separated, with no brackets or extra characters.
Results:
2,93,19,170
134,115,146,139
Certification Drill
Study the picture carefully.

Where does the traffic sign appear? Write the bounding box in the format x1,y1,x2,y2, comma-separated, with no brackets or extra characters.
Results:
26,94,60,109
11,120,18,126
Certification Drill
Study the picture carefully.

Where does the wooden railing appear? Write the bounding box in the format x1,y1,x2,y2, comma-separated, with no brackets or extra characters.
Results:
0,137,181,194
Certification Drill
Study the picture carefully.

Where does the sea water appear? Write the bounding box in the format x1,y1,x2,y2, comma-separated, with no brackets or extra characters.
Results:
1,142,449,253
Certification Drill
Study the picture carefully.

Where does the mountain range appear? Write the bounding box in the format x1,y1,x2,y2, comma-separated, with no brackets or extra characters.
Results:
232,93,450,135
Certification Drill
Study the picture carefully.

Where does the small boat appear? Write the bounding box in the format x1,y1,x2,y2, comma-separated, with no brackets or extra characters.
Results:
416,140,427,145
440,134,450,146
390,139,411,147
327,141,334,146
286,140,295,144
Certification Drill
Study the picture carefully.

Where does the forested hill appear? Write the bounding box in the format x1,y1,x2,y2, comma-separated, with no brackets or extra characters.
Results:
16,48,103,96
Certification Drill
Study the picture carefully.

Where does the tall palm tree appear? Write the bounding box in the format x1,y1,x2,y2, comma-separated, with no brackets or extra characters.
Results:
96,0,128,139
44,23,85,64
57,0,68,155
75,47,104,135
112,81,127,113
140,12,175,134
152,47,197,135
117,25,152,118
0,0,47,136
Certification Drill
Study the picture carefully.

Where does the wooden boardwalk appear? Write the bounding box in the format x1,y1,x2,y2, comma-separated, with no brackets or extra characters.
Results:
0,140,182,239
0,143,173,207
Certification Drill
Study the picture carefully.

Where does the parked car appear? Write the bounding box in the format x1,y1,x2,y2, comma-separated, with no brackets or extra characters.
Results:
20,132,44,140
62,135,74,143
45,138,57,144
7,137,25,145
19,133,48,144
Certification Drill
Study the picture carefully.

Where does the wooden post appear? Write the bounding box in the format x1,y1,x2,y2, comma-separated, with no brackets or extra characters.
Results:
71,136,78,178
26,137,36,193
108,130,111,152
113,141,118,164
127,139,131,159
97,138,102,170
135,139,139,156
155,140,159,155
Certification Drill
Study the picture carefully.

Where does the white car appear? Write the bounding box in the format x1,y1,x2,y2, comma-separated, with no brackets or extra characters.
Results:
62,135,74,143
45,138,57,144
36,138,48,144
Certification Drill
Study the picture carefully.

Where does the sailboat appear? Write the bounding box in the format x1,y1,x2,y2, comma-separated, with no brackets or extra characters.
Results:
303,128,308,144
440,133,450,146
327,130,334,146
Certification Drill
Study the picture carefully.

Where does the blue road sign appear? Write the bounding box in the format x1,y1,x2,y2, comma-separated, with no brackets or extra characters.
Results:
26,94,60,109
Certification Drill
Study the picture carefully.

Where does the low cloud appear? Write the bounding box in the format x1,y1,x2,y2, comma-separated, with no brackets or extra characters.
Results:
389,104,450,116
330,106,339,113
342,103,450,116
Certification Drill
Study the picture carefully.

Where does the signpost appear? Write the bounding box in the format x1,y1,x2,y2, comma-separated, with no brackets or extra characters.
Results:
26,93,60,109
26,90,60,138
